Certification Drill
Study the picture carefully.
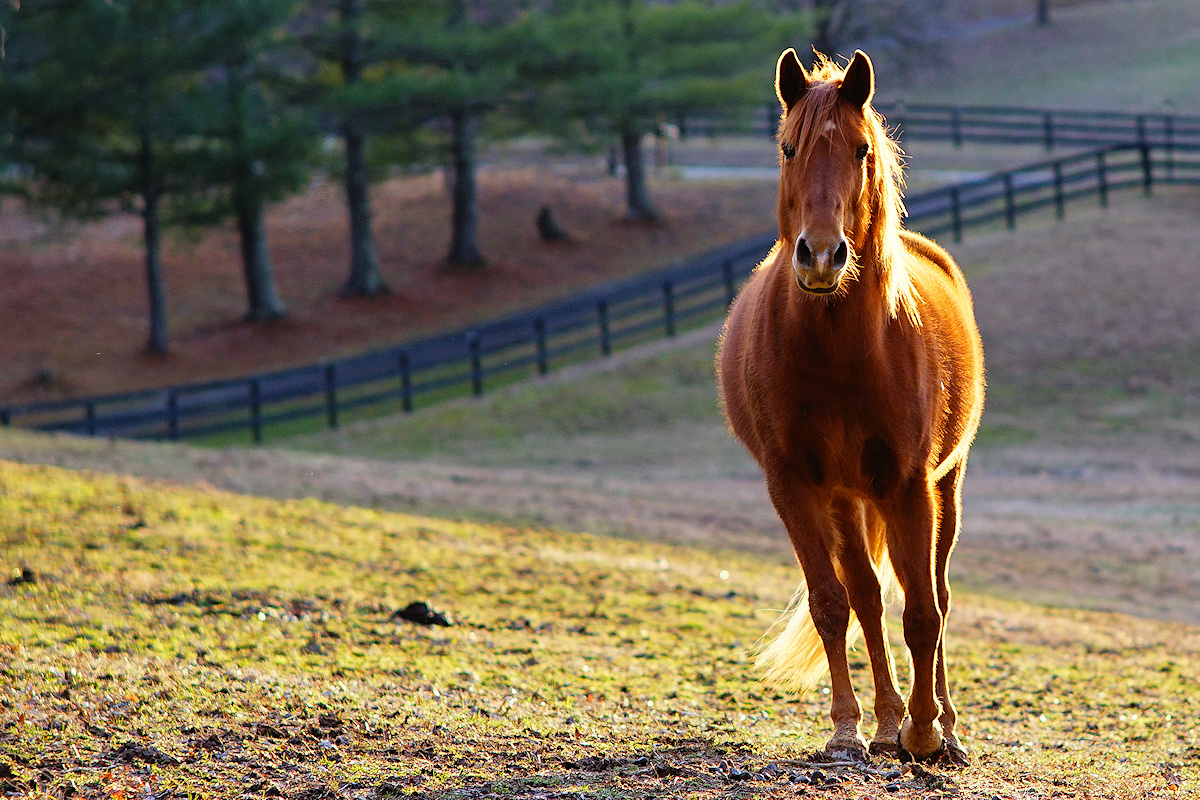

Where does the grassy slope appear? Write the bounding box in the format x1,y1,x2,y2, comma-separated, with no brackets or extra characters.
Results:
887,0,1200,113
2,460,1198,799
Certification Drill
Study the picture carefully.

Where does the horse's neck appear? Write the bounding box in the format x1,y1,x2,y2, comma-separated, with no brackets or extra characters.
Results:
777,245,892,349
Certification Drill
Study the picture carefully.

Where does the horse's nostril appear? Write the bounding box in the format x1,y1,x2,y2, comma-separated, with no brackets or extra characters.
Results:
797,238,812,269
833,240,848,270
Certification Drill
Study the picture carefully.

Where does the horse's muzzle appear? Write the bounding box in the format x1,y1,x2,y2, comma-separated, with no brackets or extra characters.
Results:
793,235,849,293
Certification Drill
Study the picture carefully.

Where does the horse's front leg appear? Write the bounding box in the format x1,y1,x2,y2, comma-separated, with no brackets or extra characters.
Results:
767,474,867,760
833,498,906,756
885,476,945,762
933,462,970,766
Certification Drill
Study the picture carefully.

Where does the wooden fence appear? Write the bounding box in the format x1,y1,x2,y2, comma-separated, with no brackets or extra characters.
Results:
680,102,1200,151
4,108,1200,442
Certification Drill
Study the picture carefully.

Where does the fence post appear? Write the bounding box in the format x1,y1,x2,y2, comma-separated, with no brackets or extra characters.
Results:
398,351,413,413
1164,115,1175,180
467,331,483,396
167,390,179,441
1136,114,1147,148
1003,174,1016,230
722,260,736,307
1096,151,1109,208
949,187,963,243
1140,144,1153,196
950,107,962,148
85,401,96,436
324,364,339,429
1052,162,1065,220
534,318,548,376
662,281,676,337
250,379,263,444
597,300,611,357
0,410,9,427
1042,111,1054,150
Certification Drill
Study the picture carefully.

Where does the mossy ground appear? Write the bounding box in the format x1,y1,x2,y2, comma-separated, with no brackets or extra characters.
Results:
2,460,1198,799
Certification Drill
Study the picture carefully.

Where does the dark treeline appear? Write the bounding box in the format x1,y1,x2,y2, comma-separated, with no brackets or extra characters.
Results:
0,0,808,353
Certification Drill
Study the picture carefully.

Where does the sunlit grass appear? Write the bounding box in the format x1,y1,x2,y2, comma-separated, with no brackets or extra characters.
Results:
2,460,1198,798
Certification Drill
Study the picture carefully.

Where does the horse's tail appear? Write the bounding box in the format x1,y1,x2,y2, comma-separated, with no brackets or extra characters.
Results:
755,501,899,691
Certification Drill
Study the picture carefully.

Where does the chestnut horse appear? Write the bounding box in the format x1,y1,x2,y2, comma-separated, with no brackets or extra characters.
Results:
717,49,984,765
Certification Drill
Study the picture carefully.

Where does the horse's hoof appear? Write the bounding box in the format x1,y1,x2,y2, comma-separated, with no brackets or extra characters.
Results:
940,735,970,768
825,733,869,763
869,738,900,758
898,718,944,763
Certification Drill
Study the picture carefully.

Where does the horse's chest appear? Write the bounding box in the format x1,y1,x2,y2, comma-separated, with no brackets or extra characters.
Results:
752,353,933,493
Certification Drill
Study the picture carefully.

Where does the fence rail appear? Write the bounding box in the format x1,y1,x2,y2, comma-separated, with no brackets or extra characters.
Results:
6,107,1200,442
679,102,1200,151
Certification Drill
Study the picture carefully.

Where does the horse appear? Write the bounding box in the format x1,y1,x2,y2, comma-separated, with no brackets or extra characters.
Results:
716,49,984,766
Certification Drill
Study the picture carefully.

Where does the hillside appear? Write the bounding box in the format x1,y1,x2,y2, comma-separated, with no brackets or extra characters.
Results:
3,0,1199,410
4,184,1200,626
2,460,1197,799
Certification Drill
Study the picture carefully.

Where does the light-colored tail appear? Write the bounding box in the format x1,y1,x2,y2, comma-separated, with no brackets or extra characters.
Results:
755,502,899,691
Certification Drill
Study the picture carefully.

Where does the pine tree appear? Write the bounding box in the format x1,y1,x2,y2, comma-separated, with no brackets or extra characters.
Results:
179,0,314,322
524,0,804,222
0,0,217,353
337,1,530,269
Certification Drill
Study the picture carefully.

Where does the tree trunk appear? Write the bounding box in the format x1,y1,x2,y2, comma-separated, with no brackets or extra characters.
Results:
340,118,385,295
234,178,287,322
338,0,385,297
621,127,658,223
448,107,485,268
139,132,169,354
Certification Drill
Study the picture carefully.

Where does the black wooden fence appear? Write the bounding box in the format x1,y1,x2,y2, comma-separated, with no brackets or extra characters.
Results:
680,102,1200,151
4,108,1200,442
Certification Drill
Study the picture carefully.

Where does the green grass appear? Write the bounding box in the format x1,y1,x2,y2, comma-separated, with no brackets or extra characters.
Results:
286,327,735,473
2,460,1198,799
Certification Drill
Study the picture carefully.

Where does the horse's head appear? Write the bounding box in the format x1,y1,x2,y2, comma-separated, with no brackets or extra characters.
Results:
775,49,894,297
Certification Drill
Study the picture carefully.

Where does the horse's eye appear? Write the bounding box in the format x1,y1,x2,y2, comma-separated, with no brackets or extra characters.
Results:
856,143,870,160
781,141,796,160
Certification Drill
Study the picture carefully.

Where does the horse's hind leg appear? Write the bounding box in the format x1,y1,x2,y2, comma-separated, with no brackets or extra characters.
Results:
833,498,905,756
766,473,867,760
932,462,969,766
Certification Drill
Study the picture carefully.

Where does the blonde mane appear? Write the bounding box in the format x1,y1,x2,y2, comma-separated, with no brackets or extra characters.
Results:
778,54,918,325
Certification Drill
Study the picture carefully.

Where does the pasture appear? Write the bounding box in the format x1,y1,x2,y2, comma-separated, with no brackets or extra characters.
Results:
2,460,1198,799
3,184,1200,797
4,1,1200,795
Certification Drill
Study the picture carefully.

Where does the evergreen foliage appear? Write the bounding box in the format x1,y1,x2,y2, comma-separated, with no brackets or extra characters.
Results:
175,0,315,322
0,0,813,348
520,0,808,221
0,0,221,352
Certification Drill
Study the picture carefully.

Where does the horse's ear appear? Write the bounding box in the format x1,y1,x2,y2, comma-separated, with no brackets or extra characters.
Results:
775,48,809,111
839,50,874,109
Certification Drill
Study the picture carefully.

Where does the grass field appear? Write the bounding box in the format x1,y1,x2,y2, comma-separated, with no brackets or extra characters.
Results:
4,3,1200,796
890,0,1200,113
2,460,1198,799
3,184,1200,796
